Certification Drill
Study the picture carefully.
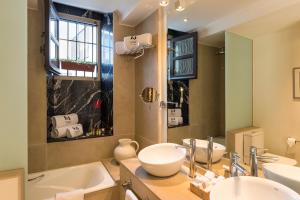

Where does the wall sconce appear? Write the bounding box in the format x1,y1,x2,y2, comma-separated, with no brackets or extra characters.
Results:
175,0,185,12
160,0,169,7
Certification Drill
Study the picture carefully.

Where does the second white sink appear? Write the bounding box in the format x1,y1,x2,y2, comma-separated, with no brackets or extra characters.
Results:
210,176,300,200
138,143,186,177
263,163,300,193
183,139,226,163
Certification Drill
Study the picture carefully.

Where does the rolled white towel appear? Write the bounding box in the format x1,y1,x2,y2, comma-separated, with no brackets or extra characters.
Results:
55,189,84,200
66,124,83,138
51,126,68,138
51,114,79,128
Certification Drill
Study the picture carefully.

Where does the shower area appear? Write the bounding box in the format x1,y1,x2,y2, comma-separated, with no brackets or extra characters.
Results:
167,30,226,145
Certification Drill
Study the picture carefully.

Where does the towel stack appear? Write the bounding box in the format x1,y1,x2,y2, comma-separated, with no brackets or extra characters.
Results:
168,109,183,126
51,114,83,138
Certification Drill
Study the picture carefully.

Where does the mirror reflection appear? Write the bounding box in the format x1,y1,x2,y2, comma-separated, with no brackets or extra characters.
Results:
166,2,299,172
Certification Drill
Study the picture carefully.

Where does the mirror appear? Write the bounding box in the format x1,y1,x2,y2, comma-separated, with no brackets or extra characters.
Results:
139,87,160,103
166,2,300,167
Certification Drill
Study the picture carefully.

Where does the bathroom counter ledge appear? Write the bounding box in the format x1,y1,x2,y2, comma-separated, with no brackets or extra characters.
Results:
120,158,200,200
102,158,120,183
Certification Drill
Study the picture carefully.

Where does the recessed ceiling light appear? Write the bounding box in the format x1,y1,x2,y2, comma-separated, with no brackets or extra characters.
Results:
183,18,188,22
175,0,185,12
160,0,169,7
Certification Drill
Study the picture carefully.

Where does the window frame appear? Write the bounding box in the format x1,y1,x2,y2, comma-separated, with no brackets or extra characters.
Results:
54,12,101,81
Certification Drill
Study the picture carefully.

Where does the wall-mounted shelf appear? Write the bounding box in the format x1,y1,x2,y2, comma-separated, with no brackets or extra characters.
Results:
115,43,155,59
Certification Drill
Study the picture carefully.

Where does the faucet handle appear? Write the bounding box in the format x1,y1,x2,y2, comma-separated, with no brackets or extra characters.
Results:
249,146,268,154
230,152,240,163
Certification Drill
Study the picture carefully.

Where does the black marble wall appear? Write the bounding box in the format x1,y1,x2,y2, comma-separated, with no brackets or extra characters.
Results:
167,80,189,127
47,74,113,142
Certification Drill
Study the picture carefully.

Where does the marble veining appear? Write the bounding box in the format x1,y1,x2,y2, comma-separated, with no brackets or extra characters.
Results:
47,75,113,142
167,80,189,127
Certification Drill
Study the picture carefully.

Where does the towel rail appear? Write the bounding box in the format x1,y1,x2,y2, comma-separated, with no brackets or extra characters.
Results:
122,179,149,200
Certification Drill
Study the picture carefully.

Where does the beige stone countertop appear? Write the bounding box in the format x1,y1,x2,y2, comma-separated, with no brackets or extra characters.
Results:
119,157,264,200
120,158,200,200
102,158,120,183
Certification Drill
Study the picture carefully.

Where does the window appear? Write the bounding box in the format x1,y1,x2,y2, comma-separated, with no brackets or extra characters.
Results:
101,29,113,65
58,19,99,78
47,10,100,79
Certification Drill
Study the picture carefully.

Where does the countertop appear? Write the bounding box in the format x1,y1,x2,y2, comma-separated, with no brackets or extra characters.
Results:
120,158,200,200
102,158,121,183
103,156,263,199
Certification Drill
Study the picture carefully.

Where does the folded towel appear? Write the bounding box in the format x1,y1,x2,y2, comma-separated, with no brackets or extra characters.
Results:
55,189,84,200
51,126,68,138
125,189,138,200
51,114,79,128
115,41,132,55
66,124,83,138
168,109,182,117
124,35,139,51
168,117,183,126
51,124,83,138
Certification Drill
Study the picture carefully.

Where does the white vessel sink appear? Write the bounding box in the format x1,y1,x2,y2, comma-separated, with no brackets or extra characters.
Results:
183,139,225,163
138,143,186,177
210,176,300,200
263,163,300,193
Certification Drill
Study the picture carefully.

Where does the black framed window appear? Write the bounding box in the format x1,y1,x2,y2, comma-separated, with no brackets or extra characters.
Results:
169,32,198,80
58,19,99,78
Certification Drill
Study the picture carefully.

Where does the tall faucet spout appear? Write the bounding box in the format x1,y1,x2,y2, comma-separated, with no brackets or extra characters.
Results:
207,136,213,170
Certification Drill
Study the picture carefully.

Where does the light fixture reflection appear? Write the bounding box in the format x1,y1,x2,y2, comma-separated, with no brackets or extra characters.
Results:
175,0,185,12
160,0,169,7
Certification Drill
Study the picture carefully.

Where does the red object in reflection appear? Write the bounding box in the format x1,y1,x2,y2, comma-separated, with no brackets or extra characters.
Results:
94,99,102,109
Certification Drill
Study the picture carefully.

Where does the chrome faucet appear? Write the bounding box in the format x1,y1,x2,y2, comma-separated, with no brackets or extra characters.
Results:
250,146,258,177
207,136,213,170
249,146,279,177
189,138,197,178
230,152,248,177
177,138,196,178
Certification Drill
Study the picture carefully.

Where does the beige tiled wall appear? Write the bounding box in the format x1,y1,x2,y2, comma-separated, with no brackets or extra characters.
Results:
168,44,225,143
28,3,135,172
134,8,168,149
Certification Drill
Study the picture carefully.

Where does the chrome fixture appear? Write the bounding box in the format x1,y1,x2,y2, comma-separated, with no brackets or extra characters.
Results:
175,0,185,12
139,87,159,103
249,146,279,177
189,138,197,178
160,101,178,108
216,47,225,55
177,138,196,178
250,146,258,177
230,152,248,177
207,136,213,170
160,0,169,7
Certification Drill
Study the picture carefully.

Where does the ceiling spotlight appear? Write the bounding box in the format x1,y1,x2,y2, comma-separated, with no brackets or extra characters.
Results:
175,0,185,12
160,0,169,7
183,18,188,22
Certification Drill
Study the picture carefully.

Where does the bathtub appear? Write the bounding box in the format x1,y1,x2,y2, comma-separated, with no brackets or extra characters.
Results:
28,162,116,200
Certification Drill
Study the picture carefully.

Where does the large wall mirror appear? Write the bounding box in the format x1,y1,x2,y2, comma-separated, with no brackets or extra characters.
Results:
166,2,300,169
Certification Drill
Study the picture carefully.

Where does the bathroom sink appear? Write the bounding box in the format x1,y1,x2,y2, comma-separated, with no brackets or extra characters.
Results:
210,176,300,200
138,143,186,177
183,139,226,163
263,163,300,193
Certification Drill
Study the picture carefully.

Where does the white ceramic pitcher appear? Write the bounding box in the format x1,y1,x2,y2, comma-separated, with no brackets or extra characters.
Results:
113,138,139,163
